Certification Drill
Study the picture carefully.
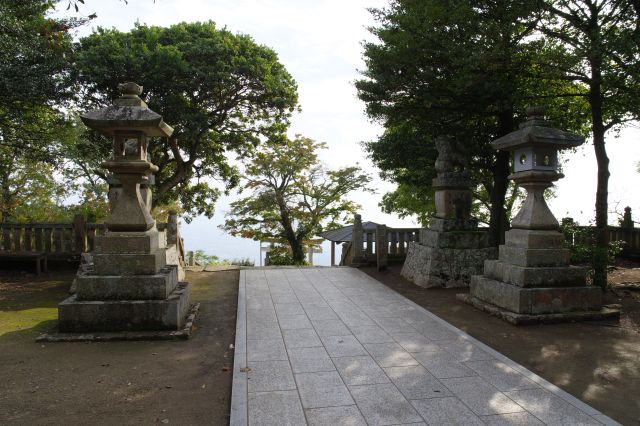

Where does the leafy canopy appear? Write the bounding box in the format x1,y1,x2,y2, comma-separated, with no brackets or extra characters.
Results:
222,135,371,263
72,21,299,220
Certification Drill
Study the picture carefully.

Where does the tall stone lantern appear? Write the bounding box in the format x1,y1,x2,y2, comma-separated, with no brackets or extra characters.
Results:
57,83,191,334
461,107,619,324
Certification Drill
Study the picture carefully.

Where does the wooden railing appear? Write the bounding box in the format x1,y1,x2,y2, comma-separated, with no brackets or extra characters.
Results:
340,225,421,266
0,213,185,264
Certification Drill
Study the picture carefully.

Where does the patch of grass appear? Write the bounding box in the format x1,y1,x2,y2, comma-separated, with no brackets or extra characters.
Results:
0,307,58,337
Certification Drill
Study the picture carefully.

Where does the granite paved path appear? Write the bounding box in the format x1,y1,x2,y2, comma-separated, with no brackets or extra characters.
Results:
230,267,620,426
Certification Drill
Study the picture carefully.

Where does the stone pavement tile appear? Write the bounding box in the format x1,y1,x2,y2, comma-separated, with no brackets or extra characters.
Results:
349,325,394,344
348,383,422,425
312,319,352,337
270,293,299,304
392,332,441,353
383,365,452,400
247,308,278,325
412,350,478,379
247,323,282,340
437,338,496,362
248,390,306,426
364,342,419,367
321,335,368,358
504,388,603,425
465,360,540,392
306,306,340,321
295,371,355,409
278,314,313,330
333,355,390,386
440,376,524,416
247,297,274,310
305,405,367,426
288,347,336,374
282,328,323,349
339,313,377,327
411,397,485,426
247,360,296,393
481,412,546,425
247,338,288,361
374,317,416,334
409,320,459,341
274,302,305,316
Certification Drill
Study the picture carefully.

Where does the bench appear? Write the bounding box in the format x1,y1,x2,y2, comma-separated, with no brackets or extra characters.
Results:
0,251,48,275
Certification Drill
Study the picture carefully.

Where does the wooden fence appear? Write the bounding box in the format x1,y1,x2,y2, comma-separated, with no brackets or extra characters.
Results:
340,226,421,266
0,214,184,262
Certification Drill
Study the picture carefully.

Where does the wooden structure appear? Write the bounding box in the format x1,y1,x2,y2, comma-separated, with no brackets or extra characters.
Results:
0,214,185,269
321,218,420,268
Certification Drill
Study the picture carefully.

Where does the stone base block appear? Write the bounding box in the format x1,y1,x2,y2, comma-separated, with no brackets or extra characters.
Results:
75,265,178,300
38,303,200,342
58,282,191,332
498,245,570,267
469,276,602,314
93,249,166,275
401,242,497,288
420,229,490,249
428,217,478,232
504,229,565,249
457,294,620,325
483,260,587,288
94,229,160,254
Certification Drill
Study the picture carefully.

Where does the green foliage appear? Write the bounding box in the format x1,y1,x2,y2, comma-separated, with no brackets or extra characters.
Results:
71,21,299,221
559,220,624,265
186,250,255,266
265,246,307,266
356,0,590,243
222,135,371,263
537,0,640,289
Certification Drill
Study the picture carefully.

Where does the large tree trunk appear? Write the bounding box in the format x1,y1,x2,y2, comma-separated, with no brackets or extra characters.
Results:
275,192,306,264
590,71,610,290
488,111,516,246
488,150,511,246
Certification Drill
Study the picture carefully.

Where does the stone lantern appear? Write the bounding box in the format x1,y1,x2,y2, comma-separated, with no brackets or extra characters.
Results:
57,83,191,335
461,106,619,324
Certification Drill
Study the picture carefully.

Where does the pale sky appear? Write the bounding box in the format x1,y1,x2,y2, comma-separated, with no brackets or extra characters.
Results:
56,0,639,266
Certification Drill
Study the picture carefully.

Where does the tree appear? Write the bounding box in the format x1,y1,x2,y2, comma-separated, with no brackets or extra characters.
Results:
537,0,640,288
72,21,298,220
356,0,589,245
222,135,371,263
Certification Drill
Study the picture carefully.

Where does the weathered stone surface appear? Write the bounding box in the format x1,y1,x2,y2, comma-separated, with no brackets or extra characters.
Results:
94,230,159,254
504,229,565,249
469,276,602,314
498,245,570,267
75,264,178,300
428,217,478,232
483,260,586,288
58,282,191,332
93,250,166,275
433,188,473,220
421,229,490,249
402,242,497,288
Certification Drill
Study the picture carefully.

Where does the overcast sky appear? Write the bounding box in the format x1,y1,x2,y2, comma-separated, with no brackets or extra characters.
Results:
57,0,640,265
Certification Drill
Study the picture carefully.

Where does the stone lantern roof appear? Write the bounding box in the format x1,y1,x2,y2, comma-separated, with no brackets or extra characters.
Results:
491,106,584,151
80,82,174,138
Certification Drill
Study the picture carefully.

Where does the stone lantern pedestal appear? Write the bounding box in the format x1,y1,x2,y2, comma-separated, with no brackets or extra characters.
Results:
402,137,497,288
55,83,192,334
459,107,619,324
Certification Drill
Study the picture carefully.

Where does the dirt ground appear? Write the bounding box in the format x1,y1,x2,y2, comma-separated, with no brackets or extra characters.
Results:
1,263,639,425
0,268,238,426
361,263,640,426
